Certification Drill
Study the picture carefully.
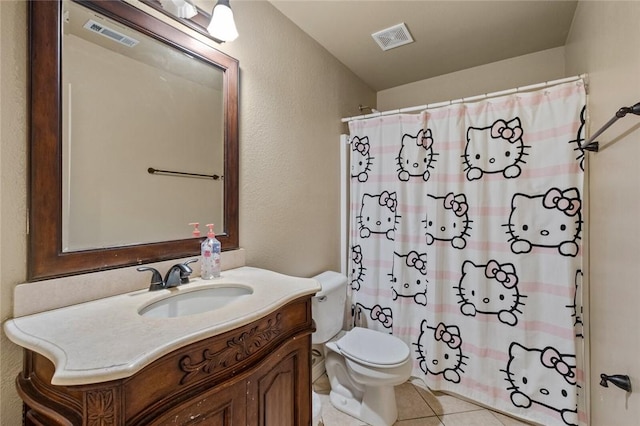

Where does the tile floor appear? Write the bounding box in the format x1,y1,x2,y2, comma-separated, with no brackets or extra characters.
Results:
313,374,535,426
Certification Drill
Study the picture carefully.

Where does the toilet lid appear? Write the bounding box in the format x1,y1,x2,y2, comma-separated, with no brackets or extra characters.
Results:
336,327,410,367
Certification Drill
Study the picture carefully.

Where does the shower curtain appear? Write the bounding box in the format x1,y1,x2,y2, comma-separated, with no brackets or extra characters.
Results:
347,80,586,426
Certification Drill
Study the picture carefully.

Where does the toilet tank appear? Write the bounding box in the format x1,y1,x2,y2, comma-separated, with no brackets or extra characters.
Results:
311,271,347,344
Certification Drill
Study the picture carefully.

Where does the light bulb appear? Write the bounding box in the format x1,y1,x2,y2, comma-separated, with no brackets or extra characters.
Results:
207,0,238,42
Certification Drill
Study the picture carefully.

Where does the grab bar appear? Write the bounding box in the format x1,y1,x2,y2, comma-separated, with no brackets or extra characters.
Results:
147,167,222,180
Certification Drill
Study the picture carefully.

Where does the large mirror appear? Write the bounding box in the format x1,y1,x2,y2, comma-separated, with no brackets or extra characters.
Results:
29,0,239,280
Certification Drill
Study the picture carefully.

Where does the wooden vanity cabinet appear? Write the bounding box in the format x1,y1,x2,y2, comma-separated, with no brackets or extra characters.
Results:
16,297,314,425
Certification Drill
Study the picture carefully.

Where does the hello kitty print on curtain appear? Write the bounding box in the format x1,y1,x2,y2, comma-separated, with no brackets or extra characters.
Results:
347,80,587,426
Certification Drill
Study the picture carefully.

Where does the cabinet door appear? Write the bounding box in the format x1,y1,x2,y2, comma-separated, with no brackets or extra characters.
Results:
248,338,311,426
147,381,246,425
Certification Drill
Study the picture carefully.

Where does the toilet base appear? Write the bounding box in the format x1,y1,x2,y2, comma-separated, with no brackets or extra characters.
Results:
329,384,398,426
321,330,412,426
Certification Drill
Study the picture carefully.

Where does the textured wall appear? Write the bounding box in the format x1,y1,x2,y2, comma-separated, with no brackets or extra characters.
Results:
0,0,28,423
565,2,640,424
0,0,374,423
217,1,375,276
377,47,566,111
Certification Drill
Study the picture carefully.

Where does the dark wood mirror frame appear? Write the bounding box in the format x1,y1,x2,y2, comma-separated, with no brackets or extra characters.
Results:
29,0,239,281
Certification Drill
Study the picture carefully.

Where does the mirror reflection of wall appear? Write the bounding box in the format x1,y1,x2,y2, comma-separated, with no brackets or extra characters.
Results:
61,0,225,252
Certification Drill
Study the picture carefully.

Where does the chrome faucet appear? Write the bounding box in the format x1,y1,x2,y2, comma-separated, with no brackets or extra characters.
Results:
137,259,198,291
137,266,165,291
178,259,199,284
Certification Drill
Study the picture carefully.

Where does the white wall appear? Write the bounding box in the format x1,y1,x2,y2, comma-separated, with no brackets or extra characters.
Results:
565,2,640,425
377,47,566,111
0,1,28,422
0,0,374,422
219,1,375,277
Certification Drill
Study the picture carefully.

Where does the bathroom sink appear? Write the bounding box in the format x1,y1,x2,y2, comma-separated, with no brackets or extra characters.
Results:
139,286,253,318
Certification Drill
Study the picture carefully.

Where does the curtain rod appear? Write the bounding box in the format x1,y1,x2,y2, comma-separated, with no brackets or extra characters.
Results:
341,74,586,123
579,102,640,152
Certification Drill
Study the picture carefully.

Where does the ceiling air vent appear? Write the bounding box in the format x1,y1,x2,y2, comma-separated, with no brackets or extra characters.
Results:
371,23,414,51
83,19,139,47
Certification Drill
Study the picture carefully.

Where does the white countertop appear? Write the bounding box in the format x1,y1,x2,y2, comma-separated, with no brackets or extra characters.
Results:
4,267,321,386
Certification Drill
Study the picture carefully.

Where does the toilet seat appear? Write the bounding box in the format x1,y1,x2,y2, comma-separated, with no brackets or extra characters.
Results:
335,327,410,368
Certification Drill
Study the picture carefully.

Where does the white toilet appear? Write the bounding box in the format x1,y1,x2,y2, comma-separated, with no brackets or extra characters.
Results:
312,271,412,426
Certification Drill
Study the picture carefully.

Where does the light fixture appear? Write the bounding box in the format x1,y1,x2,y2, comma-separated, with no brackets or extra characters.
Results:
207,0,238,42
159,0,198,19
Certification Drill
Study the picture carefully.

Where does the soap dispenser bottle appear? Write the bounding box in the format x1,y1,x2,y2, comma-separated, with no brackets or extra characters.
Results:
189,222,201,238
201,223,221,279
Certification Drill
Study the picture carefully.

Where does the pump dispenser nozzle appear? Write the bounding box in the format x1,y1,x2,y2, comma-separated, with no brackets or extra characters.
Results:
206,223,215,238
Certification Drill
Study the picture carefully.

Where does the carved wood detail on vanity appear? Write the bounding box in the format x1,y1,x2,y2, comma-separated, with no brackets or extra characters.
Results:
17,297,314,426
179,313,283,384
84,389,118,426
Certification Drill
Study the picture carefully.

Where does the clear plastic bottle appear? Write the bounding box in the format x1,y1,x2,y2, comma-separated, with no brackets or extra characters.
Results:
201,224,221,279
